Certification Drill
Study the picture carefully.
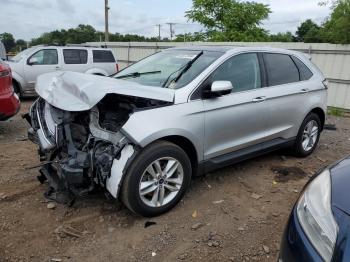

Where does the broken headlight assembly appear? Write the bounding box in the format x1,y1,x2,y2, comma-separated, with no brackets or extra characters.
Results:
297,169,338,262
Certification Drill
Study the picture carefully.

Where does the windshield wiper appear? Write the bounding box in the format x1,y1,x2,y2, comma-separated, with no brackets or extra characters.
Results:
162,51,204,88
115,70,161,79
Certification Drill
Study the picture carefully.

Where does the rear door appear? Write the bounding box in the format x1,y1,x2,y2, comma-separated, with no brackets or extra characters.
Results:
61,49,90,73
23,48,60,89
202,52,269,160
261,52,314,141
92,50,117,75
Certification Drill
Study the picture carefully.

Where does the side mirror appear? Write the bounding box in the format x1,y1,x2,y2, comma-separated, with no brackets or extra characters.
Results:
27,57,38,65
209,81,233,96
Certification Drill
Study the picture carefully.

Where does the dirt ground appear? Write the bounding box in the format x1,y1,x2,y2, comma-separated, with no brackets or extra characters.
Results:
0,100,349,262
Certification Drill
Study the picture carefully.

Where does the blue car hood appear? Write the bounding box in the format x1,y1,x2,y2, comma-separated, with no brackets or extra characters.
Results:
331,155,350,216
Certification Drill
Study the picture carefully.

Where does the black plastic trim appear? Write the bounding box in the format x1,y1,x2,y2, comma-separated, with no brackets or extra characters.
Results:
199,137,295,174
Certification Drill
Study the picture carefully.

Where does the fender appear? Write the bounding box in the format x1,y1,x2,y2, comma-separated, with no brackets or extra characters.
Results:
11,71,26,92
122,127,203,162
120,101,205,162
296,89,327,131
85,68,108,76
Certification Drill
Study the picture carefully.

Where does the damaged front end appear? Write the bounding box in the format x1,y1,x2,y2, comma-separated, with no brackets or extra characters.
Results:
25,94,165,205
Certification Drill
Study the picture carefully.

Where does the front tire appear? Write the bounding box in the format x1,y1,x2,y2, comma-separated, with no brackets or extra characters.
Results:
121,141,192,217
293,113,321,157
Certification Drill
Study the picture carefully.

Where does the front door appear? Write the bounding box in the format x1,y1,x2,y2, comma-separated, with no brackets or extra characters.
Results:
24,48,61,89
202,53,269,160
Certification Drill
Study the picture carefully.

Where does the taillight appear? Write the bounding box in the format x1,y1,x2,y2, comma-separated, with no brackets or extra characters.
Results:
322,79,328,89
0,69,10,78
116,63,119,72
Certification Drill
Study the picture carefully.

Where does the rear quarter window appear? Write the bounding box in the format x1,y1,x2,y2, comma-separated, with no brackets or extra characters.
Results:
291,56,313,81
93,50,115,63
63,49,88,64
263,53,299,86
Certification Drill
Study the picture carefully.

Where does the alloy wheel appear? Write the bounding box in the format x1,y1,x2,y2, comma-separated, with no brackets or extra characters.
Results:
139,157,184,207
302,120,319,151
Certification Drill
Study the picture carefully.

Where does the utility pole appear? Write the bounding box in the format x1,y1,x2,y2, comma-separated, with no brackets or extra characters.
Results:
156,24,161,41
104,0,109,42
166,23,176,40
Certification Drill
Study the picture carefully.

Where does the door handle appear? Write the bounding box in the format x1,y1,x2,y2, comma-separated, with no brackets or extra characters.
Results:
300,88,309,93
252,96,266,102
55,66,61,70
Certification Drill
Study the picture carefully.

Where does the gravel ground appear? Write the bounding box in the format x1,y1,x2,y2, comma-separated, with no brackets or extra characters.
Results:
0,100,349,262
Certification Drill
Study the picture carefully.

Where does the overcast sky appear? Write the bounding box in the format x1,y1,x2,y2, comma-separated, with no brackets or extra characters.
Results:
0,0,331,40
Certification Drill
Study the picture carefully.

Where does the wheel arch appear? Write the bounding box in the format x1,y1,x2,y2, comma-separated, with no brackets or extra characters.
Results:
309,107,325,130
85,68,108,76
157,135,199,176
12,78,21,92
11,74,24,94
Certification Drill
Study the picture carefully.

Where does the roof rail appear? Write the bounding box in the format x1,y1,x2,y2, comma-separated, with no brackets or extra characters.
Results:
28,43,110,49
30,44,64,47
66,43,108,48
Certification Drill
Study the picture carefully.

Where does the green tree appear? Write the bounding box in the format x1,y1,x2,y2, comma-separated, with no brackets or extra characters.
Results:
304,27,324,43
322,0,350,44
296,19,321,42
15,39,27,51
185,0,271,41
269,32,295,42
174,32,207,42
29,25,163,46
0,32,16,52
65,24,96,44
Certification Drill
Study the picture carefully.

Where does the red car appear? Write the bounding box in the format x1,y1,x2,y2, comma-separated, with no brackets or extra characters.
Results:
0,58,20,120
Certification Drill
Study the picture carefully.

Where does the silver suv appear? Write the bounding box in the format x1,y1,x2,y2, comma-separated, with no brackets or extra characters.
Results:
7,45,118,97
26,46,327,217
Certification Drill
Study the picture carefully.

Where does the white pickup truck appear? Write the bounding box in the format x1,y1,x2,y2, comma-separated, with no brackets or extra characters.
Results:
7,45,118,96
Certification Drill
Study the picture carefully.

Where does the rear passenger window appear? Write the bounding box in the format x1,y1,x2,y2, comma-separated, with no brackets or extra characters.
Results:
210,53,261,92
93,50,115,63
63,49,88,64
263,53,299,86
291,56,313,81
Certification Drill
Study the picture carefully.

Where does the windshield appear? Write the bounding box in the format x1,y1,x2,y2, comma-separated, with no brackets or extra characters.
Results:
9,47,36,62
112,50,223,89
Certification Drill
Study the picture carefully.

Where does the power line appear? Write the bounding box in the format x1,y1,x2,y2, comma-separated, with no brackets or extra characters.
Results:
263,16,327,25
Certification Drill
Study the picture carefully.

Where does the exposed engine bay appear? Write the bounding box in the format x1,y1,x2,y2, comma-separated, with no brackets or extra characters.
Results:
25,94,170,205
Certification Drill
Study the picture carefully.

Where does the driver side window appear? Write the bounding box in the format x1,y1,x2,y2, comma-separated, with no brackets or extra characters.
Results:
29,49,58,65
211,53,261,93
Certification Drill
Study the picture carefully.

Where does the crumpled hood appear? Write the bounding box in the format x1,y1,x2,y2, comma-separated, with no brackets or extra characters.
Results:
35,71,175,111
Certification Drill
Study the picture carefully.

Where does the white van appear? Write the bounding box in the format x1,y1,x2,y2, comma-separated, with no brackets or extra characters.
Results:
7,45,118,96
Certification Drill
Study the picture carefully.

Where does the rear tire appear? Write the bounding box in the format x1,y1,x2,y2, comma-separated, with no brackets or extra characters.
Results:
121,141,192,217
293,113,321,157
12,81,21,97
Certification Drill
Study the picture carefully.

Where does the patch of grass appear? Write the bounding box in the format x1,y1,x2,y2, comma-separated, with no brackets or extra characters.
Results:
328,107,345,117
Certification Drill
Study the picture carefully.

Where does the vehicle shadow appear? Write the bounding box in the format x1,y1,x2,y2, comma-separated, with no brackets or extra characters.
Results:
70,149,292,219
